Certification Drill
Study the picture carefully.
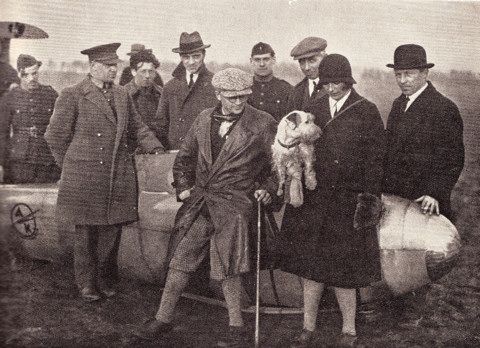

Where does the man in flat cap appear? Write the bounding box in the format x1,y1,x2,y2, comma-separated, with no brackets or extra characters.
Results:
383,44,464,220
0,54,60,183
119,43,164,87
247,42,292,121
124,50,163,140
286,37,328,118
133,68,278,347
45,43,164,302
155,31,218,149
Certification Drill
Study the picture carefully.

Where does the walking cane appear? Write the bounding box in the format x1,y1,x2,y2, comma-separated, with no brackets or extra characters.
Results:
255,200,262,348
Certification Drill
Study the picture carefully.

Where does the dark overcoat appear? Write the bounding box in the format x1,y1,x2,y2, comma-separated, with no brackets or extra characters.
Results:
155,64,217,150
382,81,464,219
276,89,385,288
0,85,58,167
45,77,162,225
169,104,278,278
248,76,292,121
286,77,326,117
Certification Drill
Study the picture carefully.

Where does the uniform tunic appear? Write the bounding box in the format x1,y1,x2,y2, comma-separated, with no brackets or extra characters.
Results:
248,77,292,121
0,84,60,183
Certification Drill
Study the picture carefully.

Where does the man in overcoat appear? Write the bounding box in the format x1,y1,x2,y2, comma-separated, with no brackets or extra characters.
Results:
155,31,218,149
383,44,464,220
0,54,60,183
277,55,385,347
133,68,278,347
286,36,328,118
247,42,292,121
124,50,163,140
45,43,164,302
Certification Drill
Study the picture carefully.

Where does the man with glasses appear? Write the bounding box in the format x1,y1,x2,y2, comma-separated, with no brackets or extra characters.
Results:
133,68,278,347
45,43,164,302
156,31,217,150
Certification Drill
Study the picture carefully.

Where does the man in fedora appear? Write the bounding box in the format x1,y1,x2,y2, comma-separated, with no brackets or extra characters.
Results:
247,42,292,121
119,43,164,87
45,43,164,302
383,44,464,220
133,68,278,347
286,37,328,118
155,31,217,149
0,54,60,184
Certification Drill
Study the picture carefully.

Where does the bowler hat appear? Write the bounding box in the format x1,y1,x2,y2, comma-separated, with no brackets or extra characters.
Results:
212,68,253,97
290,37,327,60
251,42,275,57
387,44,434,70
318,54,356,85
127,43,152,56
17,54,42,71
172,31,210,54
81,43,122,64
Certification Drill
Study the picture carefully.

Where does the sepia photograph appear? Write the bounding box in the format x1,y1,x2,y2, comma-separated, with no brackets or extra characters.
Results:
1,0,479,347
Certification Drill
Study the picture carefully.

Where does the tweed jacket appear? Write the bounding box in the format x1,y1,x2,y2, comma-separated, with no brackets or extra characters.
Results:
169,104,278,278
286,77,326,118
45,77,163,225
155,64,217,150
382,81,464,219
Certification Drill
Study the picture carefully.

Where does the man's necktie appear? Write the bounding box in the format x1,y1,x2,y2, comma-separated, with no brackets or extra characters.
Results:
400,95,410,113
311,81,317,98
188,74,194,88
333,103,338,117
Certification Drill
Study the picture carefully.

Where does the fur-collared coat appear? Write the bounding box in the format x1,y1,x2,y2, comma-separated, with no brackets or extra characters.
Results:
382,81,464,219
45,77,163,225
169,104,278,278
155,64,217,150
276,89,385,288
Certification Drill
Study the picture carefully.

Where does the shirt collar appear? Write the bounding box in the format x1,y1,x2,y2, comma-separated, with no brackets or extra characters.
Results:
329,89,351,117
406,82,428,106
186,71,199,84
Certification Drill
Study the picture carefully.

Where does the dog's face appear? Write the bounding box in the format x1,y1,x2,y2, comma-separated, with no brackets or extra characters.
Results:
282,111,321,144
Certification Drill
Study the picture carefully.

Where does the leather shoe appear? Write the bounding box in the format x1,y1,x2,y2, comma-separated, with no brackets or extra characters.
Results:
336,333,357,347
80,287,101,302
216,326,250,347
131,319,173,340
290,329,314,348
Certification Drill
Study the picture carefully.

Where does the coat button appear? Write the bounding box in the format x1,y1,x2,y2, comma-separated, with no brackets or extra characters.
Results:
100,147,104,151
179,118,184,122
259,101,264,105
260,92,264,96
97,132,102,137
179,137,184,141
100,160,104,165
334,160,339,164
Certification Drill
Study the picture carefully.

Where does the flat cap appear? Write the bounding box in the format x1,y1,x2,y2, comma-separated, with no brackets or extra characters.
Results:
212,68,253,97
17,54,42,71
290,37,327,60
81,43,122,64
251,42,275,57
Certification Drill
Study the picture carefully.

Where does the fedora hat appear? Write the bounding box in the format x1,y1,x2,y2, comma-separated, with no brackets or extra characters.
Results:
172,31,210,54
387,44,434,70
127,43,152,56
318,54,356,85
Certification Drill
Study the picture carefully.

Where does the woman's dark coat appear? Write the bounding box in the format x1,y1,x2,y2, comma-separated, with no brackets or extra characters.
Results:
276,89,385,288
382,81,464,219
169,104,278,278
45,77,162,225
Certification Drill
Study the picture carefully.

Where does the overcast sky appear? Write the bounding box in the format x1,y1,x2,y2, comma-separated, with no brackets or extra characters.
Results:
1,0,479,72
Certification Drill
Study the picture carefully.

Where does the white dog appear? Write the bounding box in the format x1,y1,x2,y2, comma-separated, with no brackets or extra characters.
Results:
272,111,322,207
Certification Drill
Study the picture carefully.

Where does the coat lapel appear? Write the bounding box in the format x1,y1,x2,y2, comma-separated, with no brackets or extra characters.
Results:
198,110,213,169
82,78,117,124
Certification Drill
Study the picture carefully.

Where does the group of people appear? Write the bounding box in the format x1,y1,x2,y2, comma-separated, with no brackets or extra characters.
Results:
0,30,464,347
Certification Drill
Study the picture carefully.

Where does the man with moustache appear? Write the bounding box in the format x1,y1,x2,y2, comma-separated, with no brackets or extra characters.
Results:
45,43,164,302
0,54,60,184
286,37,328,117
133,68,278,347
383,44,464,220
156,31,217,150
124,50,163,140
247,42,292,121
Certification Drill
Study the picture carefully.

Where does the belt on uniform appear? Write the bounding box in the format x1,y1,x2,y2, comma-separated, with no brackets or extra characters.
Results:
13,126,45,138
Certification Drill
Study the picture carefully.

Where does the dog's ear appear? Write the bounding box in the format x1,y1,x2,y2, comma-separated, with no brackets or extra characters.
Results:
285,112,300,130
